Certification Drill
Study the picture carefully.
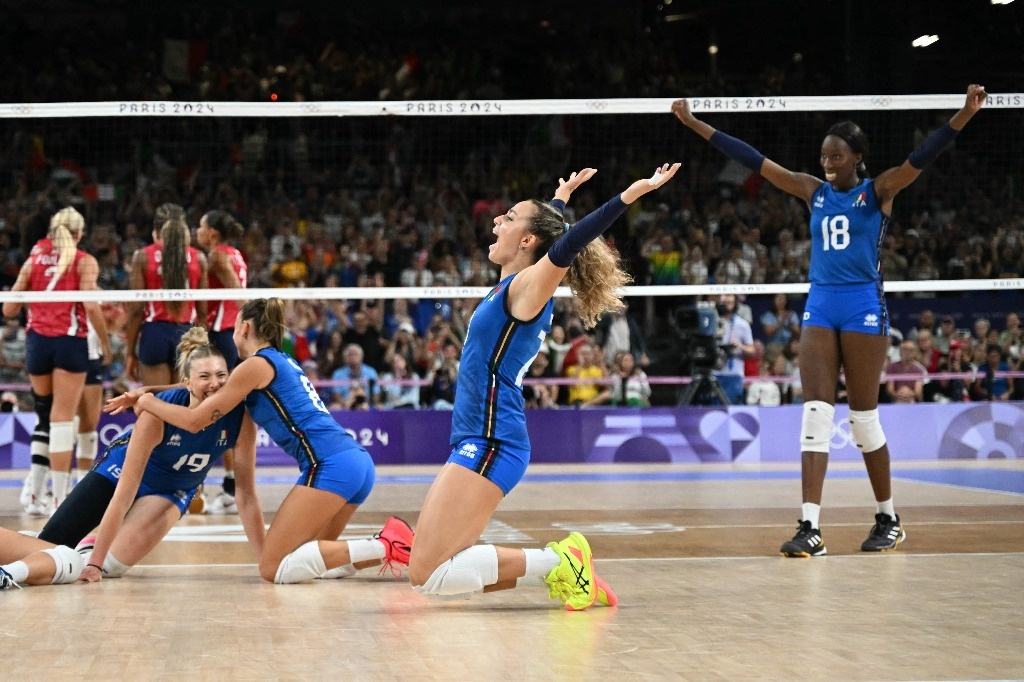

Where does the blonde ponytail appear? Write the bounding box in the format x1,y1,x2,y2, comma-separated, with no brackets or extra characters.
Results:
48,207,85,281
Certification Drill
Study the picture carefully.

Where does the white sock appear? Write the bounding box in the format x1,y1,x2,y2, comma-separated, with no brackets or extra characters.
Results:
877,499,895,518
802,503,821,529
29,463,49,499
51,471,72,504
517,547,560,588
3,561,29,583
347,538,386,564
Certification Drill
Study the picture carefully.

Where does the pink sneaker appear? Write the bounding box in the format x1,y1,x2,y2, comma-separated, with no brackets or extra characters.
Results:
374,516,414,577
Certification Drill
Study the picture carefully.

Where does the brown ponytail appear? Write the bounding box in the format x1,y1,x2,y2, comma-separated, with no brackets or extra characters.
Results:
238,298,285,350
160,217,191,317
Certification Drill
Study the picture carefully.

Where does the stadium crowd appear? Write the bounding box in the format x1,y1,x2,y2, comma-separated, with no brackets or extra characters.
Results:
0,4,1021,409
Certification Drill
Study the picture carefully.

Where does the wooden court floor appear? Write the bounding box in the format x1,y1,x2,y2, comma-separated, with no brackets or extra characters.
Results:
1,459,1022,681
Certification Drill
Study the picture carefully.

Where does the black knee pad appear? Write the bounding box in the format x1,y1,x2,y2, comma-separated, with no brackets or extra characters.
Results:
32,391,53,439
37,472,116,547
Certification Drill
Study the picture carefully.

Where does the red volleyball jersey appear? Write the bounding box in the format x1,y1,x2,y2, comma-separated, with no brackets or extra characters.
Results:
141,243,203,323
207,244,247,331
25,238,89,337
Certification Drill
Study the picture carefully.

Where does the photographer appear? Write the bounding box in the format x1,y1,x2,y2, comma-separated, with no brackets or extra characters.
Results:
711,294,754,405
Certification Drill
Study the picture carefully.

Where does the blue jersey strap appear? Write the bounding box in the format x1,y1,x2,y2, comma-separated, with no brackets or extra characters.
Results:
547,196,627,268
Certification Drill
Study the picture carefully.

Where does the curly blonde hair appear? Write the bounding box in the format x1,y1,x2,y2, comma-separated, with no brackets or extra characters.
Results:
526,199,631,328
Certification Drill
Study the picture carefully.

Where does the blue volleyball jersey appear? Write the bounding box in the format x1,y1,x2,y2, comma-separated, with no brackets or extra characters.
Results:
808,179,890,285
451,274,554,450
245,347,362,468
94,388,245,492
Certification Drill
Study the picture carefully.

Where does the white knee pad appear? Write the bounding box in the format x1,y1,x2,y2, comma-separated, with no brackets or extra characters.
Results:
41,545,85,584
77,430,98,461
80,550,131,578
274,541,327,584
800,401,835,454
414,545,498,598
49,421,76,452
848,409,886,453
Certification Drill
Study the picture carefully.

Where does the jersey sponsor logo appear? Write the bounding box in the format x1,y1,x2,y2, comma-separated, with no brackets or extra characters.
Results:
863,313,879,327
813,195,825,209
169,434,182,447
457,442,479,460
852,192,867,207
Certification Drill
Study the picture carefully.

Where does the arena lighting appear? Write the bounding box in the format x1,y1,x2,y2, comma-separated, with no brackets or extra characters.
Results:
912,35,940,47
708,43,719,55
664,13,697,22
991,0,1014,5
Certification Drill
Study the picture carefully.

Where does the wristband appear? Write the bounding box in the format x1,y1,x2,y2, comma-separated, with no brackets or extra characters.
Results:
87,563,103,571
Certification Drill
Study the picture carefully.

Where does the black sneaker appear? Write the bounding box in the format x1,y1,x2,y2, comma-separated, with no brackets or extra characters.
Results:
860,513,906,552
779,520,827,557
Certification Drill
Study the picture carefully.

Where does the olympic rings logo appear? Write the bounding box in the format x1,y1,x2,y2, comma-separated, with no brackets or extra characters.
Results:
870,97,892,107
302,103,323,113
829,420,858,450
587,101,609,111
13,105,34,115
100,422,131,446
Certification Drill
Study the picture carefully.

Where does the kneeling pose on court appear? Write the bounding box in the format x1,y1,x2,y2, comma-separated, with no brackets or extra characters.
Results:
409,164,679,609
109,298,412,584
36,328,259,581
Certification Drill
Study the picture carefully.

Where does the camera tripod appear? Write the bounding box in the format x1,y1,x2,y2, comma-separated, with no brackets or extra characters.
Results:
676,369,732,406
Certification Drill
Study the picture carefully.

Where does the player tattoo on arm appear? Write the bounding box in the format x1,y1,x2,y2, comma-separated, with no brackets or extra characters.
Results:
210,410,222,423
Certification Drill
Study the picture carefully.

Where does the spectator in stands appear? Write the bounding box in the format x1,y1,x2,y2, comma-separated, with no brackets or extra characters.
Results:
998,312,1022,356
712,294,754,405
915,329,942,374
934,339,969,402
935,314,957,353
566,343,610,407
380,354,421,409
594,304,648,369
680,243,709,285
343,309,385,371
609,350,651,407
972,343,1014,401
270,242,308,288
330,344,380,406
760,293,801,349
886,340,927,403
522,346,559,409
545,324,572,375
745,356,784,407
0,317,28,390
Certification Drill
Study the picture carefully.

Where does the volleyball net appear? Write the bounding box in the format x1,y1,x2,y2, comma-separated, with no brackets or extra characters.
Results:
0,94,1022,403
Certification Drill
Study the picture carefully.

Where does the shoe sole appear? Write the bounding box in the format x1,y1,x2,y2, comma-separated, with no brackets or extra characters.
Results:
594,575,618,607
780,548,828,558
861,529,907,552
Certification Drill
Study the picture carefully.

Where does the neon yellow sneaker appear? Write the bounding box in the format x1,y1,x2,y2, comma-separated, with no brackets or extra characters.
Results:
594,573,618,607
544,532,597,611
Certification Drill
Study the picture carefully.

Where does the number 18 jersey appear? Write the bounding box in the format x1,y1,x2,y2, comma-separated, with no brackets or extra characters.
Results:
809,179,890,285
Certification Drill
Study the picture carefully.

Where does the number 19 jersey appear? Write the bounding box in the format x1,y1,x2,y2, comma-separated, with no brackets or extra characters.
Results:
809,179,890,285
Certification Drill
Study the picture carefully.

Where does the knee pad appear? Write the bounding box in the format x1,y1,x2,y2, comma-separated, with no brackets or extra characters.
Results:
77,430,98,462
800,400,835,454
848,409,886,453
414,545,498,598
31,392,52,454
274,541,327,584
41,545,85,584
49,421,76,452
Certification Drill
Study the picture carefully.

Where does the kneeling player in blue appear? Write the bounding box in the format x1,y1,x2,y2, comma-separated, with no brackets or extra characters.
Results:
113,298,412,584
408,164,679,610
37,327,260,582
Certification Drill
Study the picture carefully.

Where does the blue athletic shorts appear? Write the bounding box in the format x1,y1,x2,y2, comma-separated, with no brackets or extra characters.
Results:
26,330,89,374
447,437,529,496
297,447,376,504
208,329,240,369
802,282,889,336
93,460,200,516
138,321,191,367
85,358,104,386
